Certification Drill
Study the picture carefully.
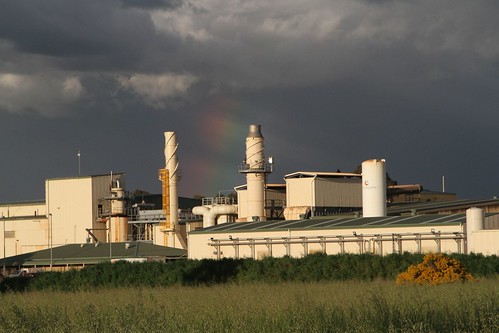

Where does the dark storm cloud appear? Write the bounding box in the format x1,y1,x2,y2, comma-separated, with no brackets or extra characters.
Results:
121,0,183,10
1,0,499,201
0,0,179,72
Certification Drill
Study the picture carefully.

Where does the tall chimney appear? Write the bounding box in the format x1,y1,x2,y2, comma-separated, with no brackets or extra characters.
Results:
165,131,179,245
241,125,268,221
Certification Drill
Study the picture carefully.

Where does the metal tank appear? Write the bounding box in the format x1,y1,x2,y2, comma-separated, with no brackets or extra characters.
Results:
362,159,387,217
110,182,128,242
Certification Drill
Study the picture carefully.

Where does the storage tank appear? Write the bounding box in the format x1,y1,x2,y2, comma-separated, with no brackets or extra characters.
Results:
466,207,484,254
110,184,128,242
362,159,387,217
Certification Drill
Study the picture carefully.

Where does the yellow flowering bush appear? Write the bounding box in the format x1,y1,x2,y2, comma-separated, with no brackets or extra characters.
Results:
396,253,475,285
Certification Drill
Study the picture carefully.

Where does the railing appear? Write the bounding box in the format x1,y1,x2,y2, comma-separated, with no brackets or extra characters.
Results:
238,162,273,174
202,197,236,206
207,231,466,259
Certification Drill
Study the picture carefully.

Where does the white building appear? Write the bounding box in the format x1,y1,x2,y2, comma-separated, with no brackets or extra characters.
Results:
0,174,126,258
187,209,499,259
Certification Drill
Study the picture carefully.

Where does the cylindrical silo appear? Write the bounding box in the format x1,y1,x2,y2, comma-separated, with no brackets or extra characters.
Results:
245,125,266,221
466,207,484,254
111,185,128,242
362,159,387,217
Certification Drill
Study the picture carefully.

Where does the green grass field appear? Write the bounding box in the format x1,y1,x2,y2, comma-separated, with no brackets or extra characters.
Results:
0,278,497,332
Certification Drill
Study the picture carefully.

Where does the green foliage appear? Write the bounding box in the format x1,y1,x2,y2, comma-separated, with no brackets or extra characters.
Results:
0,253,497,293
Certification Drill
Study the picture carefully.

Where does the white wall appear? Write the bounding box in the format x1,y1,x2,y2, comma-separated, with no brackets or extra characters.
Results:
469,230,499,255
47,177,94,246
286,178,314,207
188,224,463,259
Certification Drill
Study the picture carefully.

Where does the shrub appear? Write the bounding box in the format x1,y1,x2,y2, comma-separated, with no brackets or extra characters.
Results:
396,253,475,285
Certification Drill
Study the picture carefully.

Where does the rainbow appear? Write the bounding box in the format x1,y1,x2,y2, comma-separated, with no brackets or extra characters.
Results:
190,95,251,196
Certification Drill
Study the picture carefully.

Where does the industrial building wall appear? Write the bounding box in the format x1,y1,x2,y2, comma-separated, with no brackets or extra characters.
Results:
0,216,50,257
265,188,286,203
1,202,49,257
0,202,46,218
286,178,314,207
2,218,50,256
47,178,94,246
469,230,499,255
236,190,248,221
188,224,462,259
314,178,362,207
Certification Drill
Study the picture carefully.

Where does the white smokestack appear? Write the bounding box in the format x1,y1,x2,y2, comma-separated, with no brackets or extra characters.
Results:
245,125,266,221
362,159,387,217
165,132,179,244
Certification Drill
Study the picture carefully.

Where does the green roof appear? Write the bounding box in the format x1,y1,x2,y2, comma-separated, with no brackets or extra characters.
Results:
190,214,471,234
0,242,186,267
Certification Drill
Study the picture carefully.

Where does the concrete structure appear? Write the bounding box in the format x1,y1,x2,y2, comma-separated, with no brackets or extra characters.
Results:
283,172,362,219
0,174,126,260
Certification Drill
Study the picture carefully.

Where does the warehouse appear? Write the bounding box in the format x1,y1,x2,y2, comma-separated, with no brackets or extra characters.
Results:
188,209,499,259
0,173,127,258
0,241,186,273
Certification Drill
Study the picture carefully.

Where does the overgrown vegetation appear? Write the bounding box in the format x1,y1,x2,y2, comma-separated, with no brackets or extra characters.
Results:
1,252,497,292
0,280,497,332
397,253,475,285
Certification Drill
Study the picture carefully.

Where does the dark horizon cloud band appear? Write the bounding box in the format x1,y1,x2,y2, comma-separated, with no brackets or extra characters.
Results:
1,0,498,202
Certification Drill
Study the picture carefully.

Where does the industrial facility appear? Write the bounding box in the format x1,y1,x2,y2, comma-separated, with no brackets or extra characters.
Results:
1,124,498,271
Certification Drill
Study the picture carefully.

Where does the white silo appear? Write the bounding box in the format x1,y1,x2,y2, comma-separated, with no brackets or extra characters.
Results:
362,159,387,217
466,207,484,254
239,125,270,221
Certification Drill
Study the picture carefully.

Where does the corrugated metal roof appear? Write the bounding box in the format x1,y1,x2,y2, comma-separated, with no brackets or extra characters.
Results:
284,171,361,179
0,242,186,267
387,198,499,215
46,173,126,181
190,214,470,234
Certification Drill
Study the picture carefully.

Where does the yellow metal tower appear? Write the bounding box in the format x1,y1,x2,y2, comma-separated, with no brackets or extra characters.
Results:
158,168,171,245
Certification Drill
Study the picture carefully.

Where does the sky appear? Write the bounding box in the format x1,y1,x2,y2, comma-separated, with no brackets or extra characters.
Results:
1,0,498,202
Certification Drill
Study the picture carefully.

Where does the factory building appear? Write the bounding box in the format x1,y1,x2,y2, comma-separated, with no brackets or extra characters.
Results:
2,124,498,266
0,174,126,259
188,204,499,259
187,125,498,259
283,171,362,219
0,242,186,271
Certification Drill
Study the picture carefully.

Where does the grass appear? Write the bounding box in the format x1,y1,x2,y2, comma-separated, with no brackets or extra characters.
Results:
0,278,497,332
